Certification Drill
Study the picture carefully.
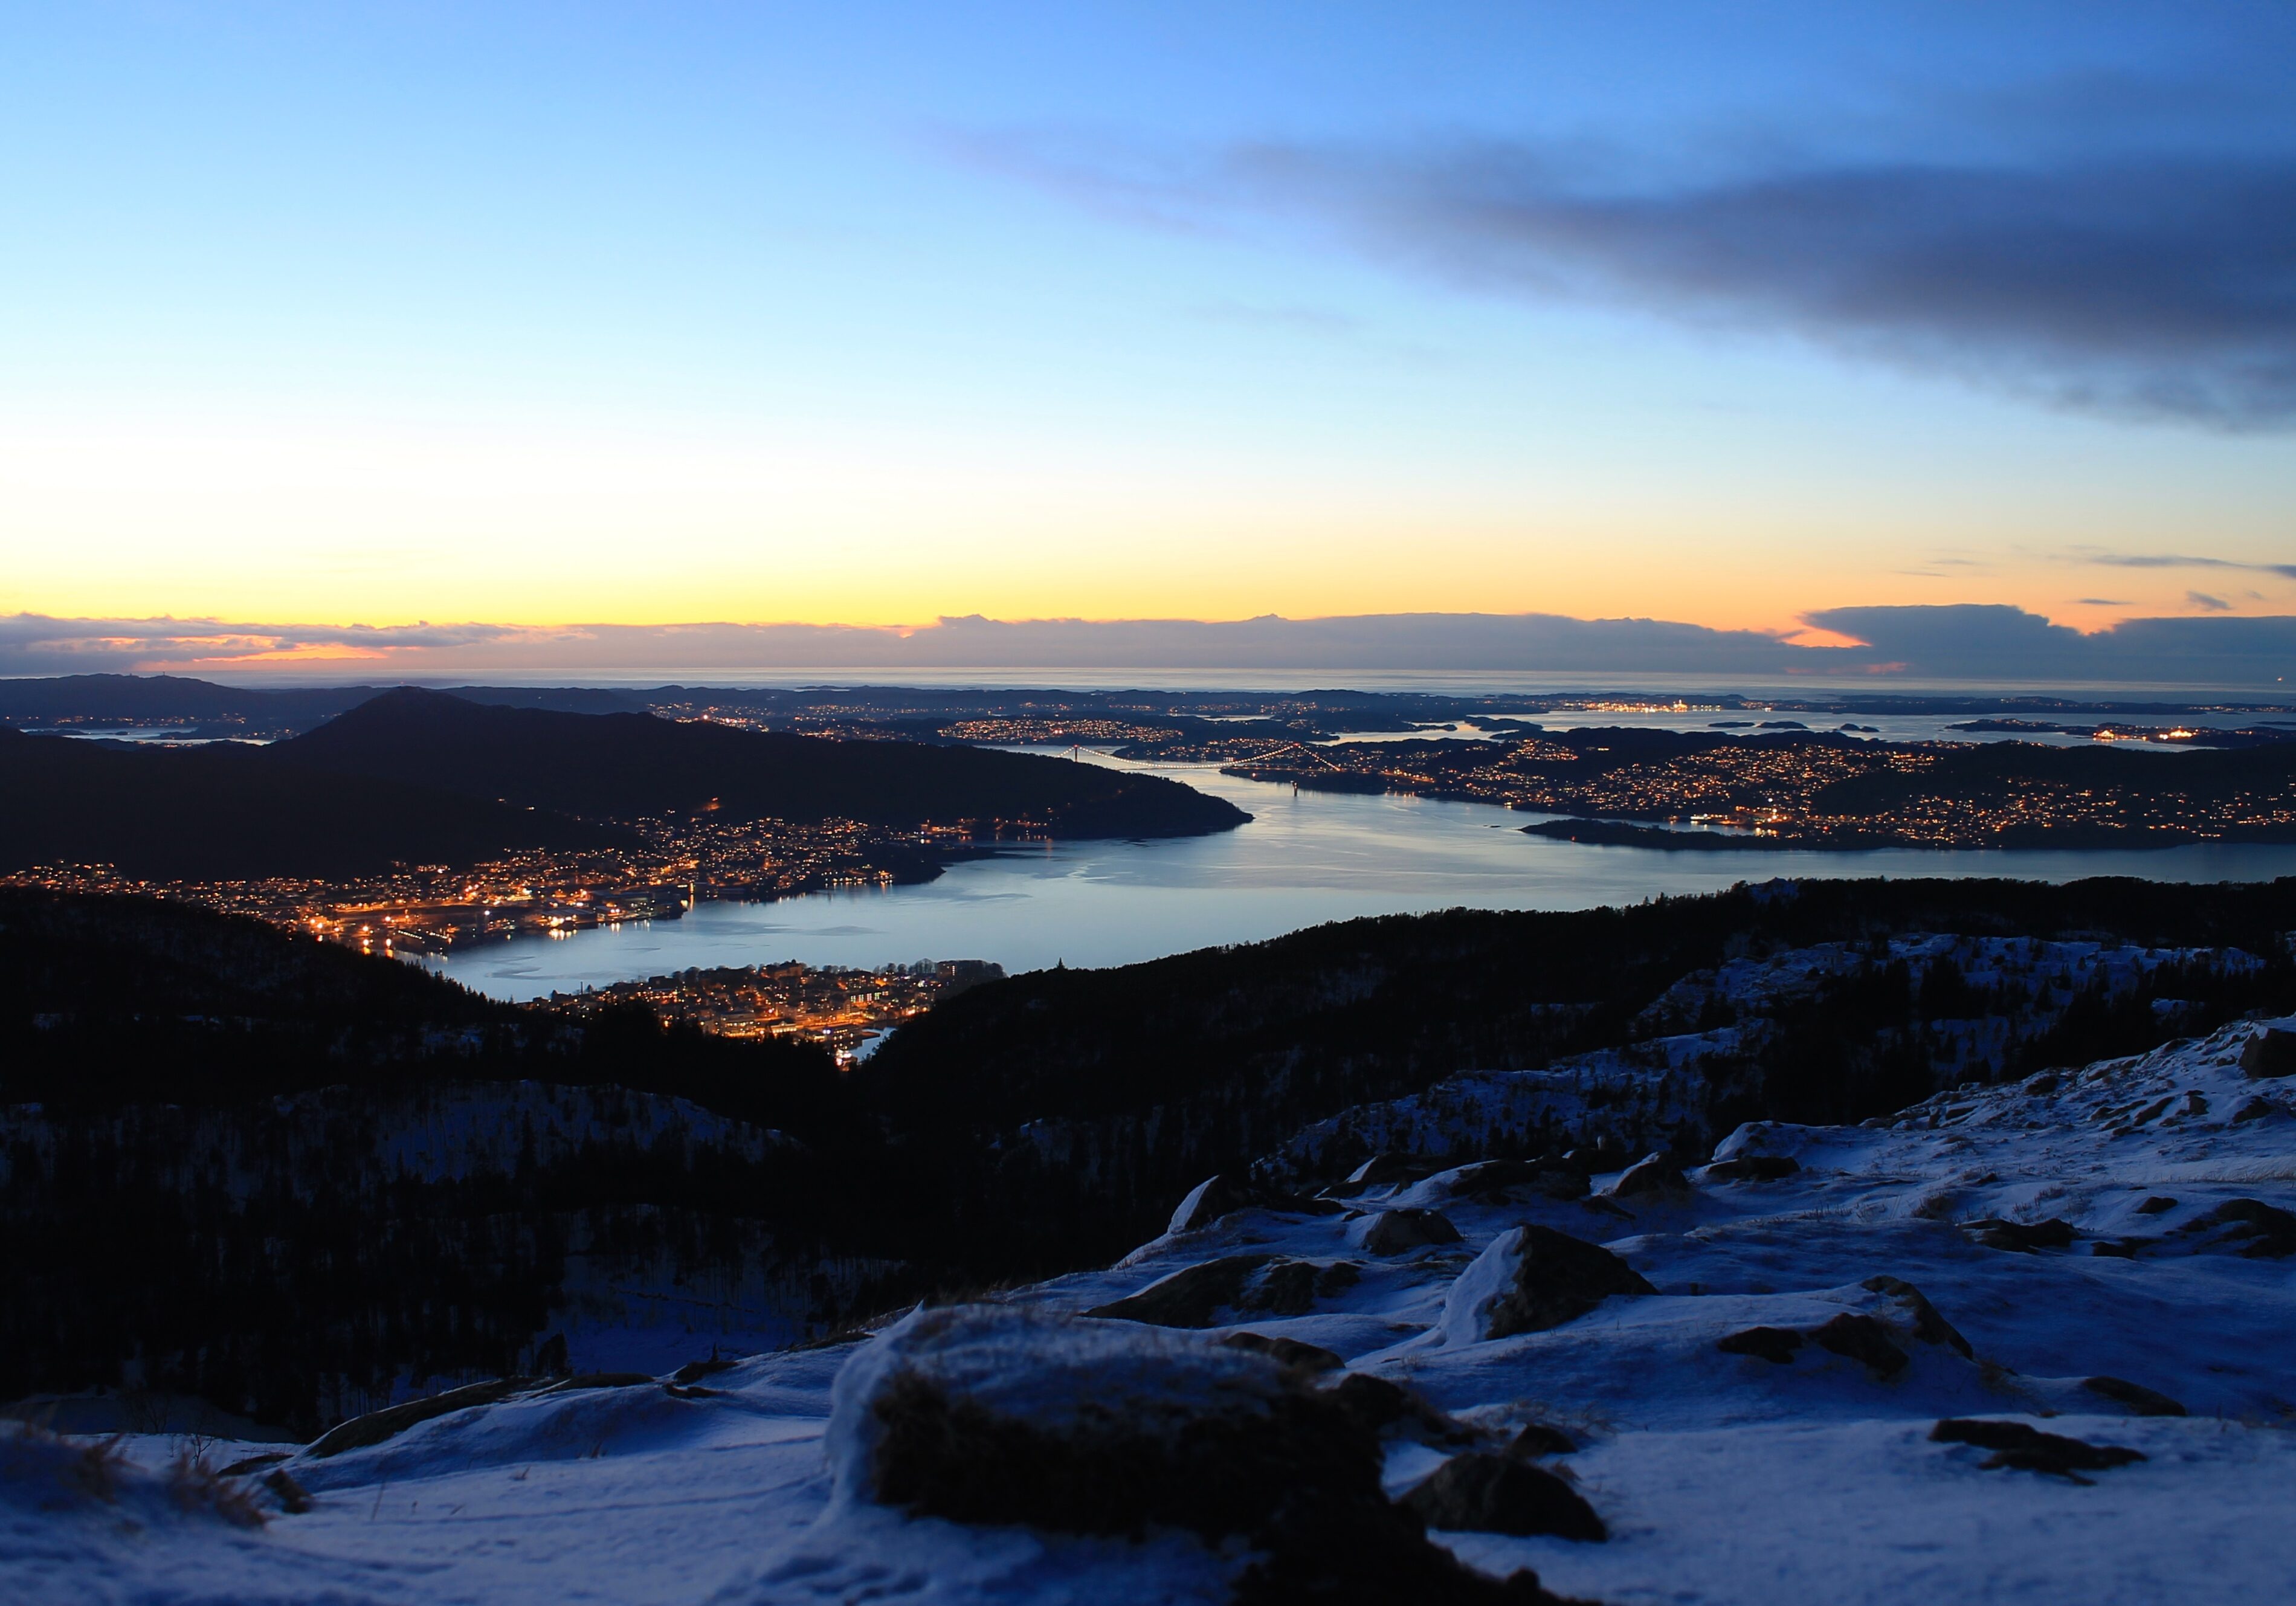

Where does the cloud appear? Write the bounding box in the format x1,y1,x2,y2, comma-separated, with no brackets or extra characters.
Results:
1803,604,2296,685
2084,551,2296,580
6,607,2294,688
2187,590,2233,611
967,131,2296,429
0,614,521,676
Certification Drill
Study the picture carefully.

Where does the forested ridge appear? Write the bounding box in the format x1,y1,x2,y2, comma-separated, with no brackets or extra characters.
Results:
0,689,1248,883
280,688,1248,837
7,877,2294,1431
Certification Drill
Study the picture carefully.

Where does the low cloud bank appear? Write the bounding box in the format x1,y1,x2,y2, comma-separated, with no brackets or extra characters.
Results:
4,607,2292,688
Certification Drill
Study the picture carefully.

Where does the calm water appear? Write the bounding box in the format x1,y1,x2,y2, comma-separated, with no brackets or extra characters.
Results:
421,757,2296,1001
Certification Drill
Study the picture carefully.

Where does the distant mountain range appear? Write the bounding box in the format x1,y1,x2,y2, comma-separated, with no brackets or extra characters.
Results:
0,672,649,734
0,688,1247,880
8,671,2293,745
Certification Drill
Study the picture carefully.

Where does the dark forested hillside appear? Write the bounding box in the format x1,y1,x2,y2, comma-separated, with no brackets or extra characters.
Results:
281,688,1250,836
0,726,625,879
0,686,1247,880
0,889,853,1129
0,892,881,1429
1811,737,2296,818
8,878,2294,1432
858,876,2296,1275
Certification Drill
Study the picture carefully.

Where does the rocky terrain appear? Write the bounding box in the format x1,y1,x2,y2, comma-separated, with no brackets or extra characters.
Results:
9,1014,2294,1604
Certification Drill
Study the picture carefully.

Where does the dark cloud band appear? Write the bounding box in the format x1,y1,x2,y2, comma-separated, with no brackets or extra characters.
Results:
6,608,2292,687
968,132,2296,429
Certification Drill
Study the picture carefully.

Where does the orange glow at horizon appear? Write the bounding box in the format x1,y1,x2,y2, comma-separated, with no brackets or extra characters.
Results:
5,405,2292,648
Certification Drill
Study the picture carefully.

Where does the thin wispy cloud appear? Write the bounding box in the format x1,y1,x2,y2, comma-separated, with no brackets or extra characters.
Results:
2187,590,2233,611
2084,552,2296,579
964,127,2296,430
0,614,521,674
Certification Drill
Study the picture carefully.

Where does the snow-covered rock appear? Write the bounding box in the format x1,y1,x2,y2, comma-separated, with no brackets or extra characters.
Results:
818,1304,1579,1605
1439,1224,1658,1346
13,1015,2296,1605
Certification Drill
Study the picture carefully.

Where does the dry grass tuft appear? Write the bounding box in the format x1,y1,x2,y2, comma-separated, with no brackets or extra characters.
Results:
1,1419,267,1526
167,1446,269,1527
0,1419,131,1509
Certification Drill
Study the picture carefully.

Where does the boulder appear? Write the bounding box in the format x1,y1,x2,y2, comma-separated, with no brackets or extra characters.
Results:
831,1306,1584,1605
1324,1373,1477,1447
2133,1196,2178,1215
1449,1158,1590,1203
1861,1275,1974,1358
1221,1332,1344,1374
2231,1097,2278,1124
1610,1153,1690,1200
1930,1418,2144,1483
1442,1225,1657,1344
540,1372,654,1392
1166,1175,1339,1232
670,1352,738,1384
2240,1026,2296,1079
1964,1217,2077,1253
1509,1422,1578,1458
1351,1152,1446,1187
1088,1254,1357,1327
1717,1326,1805,1365
2177,1198,2296,1259
1703,1155,1801,1184
2080,1376,2187,1417
1364,1208,1464,1256
1167,1174,1257,1233
1809,1314,1909,1378
1404,1453,1607,1543
216,1451,290,1479
304,1376,534,1459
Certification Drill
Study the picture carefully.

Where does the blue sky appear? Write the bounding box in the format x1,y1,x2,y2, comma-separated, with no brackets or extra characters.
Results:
2,2,2293,672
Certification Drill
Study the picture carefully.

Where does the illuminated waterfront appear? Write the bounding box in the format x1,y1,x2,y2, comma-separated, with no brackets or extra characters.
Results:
423,758,2296,1001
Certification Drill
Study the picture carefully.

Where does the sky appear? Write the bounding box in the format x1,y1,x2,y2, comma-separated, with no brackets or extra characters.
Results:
2,2,2294,681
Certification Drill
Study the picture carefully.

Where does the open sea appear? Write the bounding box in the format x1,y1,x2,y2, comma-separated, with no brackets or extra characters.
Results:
419,752,2296,1001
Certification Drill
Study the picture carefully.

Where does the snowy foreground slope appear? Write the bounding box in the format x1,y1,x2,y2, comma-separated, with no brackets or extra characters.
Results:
9,1018,2296,1605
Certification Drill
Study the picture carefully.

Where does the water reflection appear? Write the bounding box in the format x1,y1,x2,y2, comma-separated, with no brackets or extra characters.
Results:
419,758,2296,1001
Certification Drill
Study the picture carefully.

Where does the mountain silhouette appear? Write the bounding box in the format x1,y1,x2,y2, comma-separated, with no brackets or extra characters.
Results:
0,724,621,879
280,688,1249,836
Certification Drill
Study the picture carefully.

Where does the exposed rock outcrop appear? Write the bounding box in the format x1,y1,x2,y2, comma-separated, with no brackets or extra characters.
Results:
303,1378,535,1459
1809,1314,1909,1378
2178,1198,2296,1258
2240,1027,2296,1079
2081,1375,2187,1417
1221,1331,1344,1374
1442,1225,1656,1344
1964,1217,2077,1253
1931,1418,2145,1482
1861,1275,1975,1358
830,1306,1590,1605
1363,1207,1463,1256
1404,1452,1607,1543
1609,1153,1690,1200
1717,1326,1805,1364
1088,1254,1361,1327
1702,1155,1801,1183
